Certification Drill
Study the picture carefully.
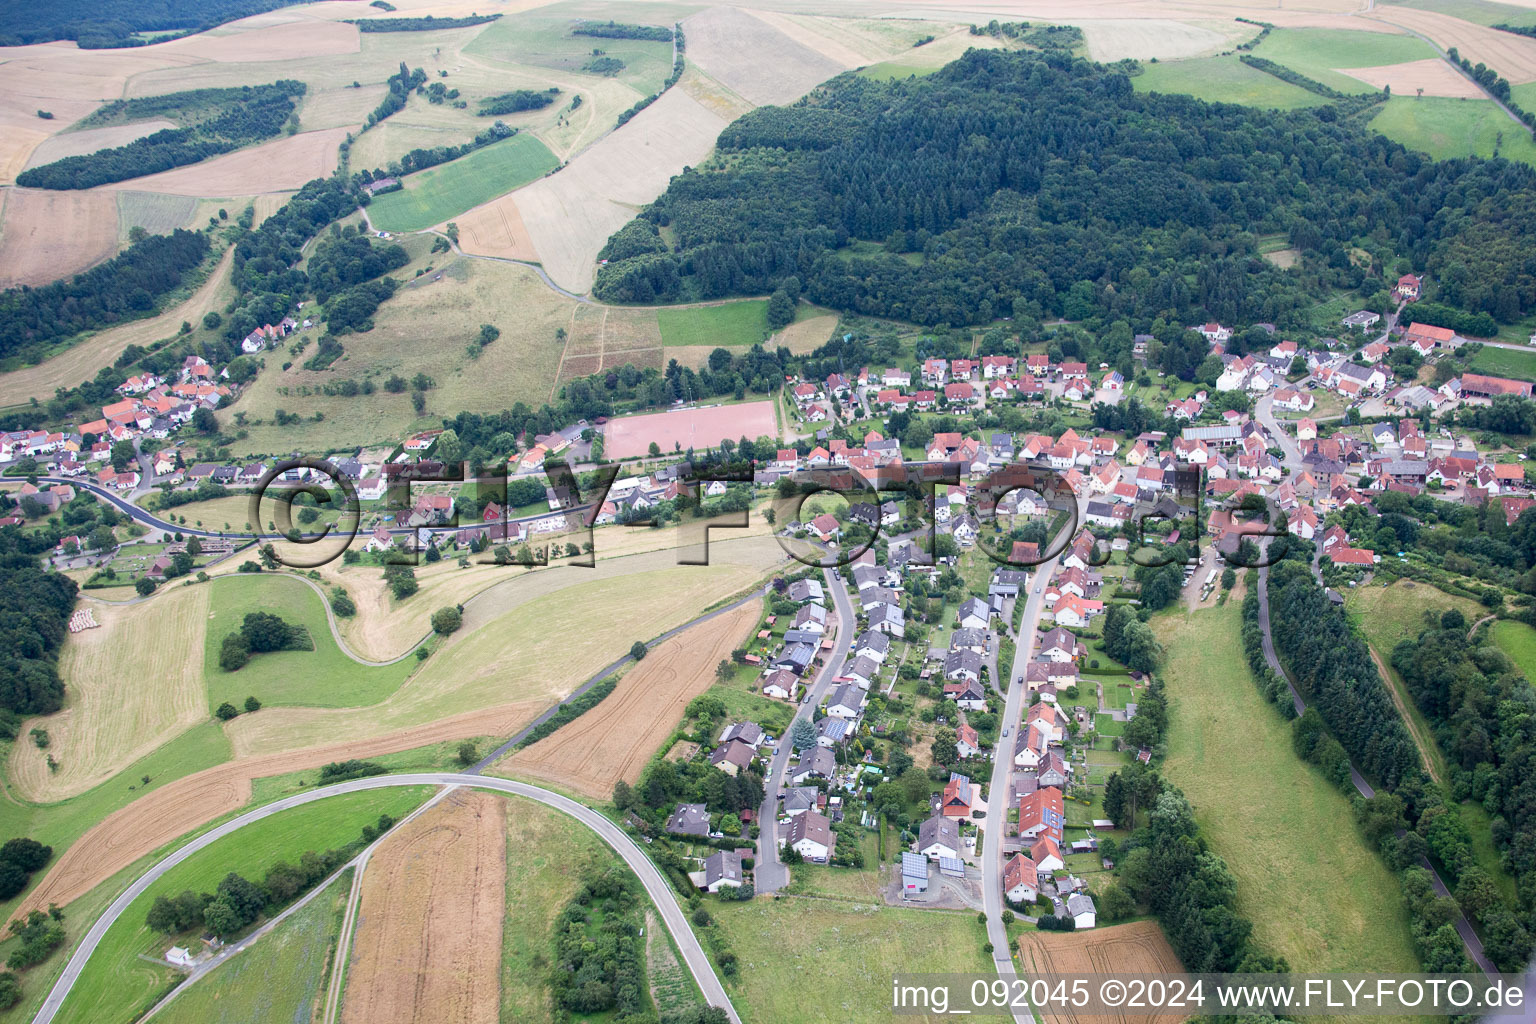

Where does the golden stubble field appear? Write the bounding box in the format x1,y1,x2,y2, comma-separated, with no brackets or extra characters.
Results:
1017,921,1187,1024
8,586,210,803
222,539,785,758
0,188,119,287
341,788,506,1024
502,597,761,799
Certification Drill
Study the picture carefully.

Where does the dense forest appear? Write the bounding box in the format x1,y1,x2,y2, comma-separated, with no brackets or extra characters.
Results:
1266,560,1420,788
0,0,305,46
1390,614,1536,969
0,229,210,363
594,49,1536,330
0,534,78,723
17,82,305,190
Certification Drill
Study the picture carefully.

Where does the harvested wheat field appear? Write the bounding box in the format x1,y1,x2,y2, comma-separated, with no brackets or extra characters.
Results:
453,193,538,263
15,702,544,919
743,9,875,67
504,598,761,799
0,245,234,406
1017,920,1187,1024
1082,19,1243,62
222,550,781,758
497,87,729,294
771,313,838,355
1369,6,1536,83
95,126,354,196
160,17,360,62
10,587,210,803
0,187,119,287
341,789,505,1024
23,120,179,170
1340,58,1484,98
684,7,848,108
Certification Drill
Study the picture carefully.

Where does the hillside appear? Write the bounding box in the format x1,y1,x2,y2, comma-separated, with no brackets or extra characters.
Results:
594,48,1536,332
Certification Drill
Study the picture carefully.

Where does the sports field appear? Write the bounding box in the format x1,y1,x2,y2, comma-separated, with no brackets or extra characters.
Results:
657,300,769,348
1133,56,1326,109
51,787,432,1024
1155,601,1420,974
1370,97,1536,166
366,133,560,233
604,400,777,459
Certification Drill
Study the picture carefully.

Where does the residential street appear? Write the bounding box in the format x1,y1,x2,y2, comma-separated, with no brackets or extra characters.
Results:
754,564,854,893
980,554,1059,1014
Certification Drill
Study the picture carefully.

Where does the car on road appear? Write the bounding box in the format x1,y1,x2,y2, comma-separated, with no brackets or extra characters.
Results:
1002,727,1009,737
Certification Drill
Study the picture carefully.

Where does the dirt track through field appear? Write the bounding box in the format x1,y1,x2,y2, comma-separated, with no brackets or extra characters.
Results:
340,789,505,1024
503,599,761,799
13,702,542,921
1017,920,1186,1024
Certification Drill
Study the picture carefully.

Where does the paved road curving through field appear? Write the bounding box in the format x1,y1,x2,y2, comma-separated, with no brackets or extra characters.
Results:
30,774,741,1024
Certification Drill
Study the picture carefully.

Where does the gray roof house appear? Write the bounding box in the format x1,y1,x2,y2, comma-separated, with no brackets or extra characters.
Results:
783,785,820,815
917,814,961,860
787,578,824,604
666,803,710,837
700,850,744,893
789,745,836,784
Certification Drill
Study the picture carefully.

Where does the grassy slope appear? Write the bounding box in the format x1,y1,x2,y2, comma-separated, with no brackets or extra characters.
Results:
1133,56,1326,110
500,795,612,1022
1370,96,1536,167
203,573,416,711
0,722,232,909
1384,0,1536,28
1470,343,1536,381
656,300,770,348
1250,27,1437,94
54,787,432,1024
464,14,674,96
150,869,351,1024
1154,601,1420,973
712,898,990,1024
1346,582,1520,900
367,133,560,233
1491,618,1536,675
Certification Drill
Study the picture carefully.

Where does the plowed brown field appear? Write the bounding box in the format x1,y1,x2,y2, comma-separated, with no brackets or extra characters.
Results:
340,789,506,1024
503,599,760,799
1017,920,1187,1024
